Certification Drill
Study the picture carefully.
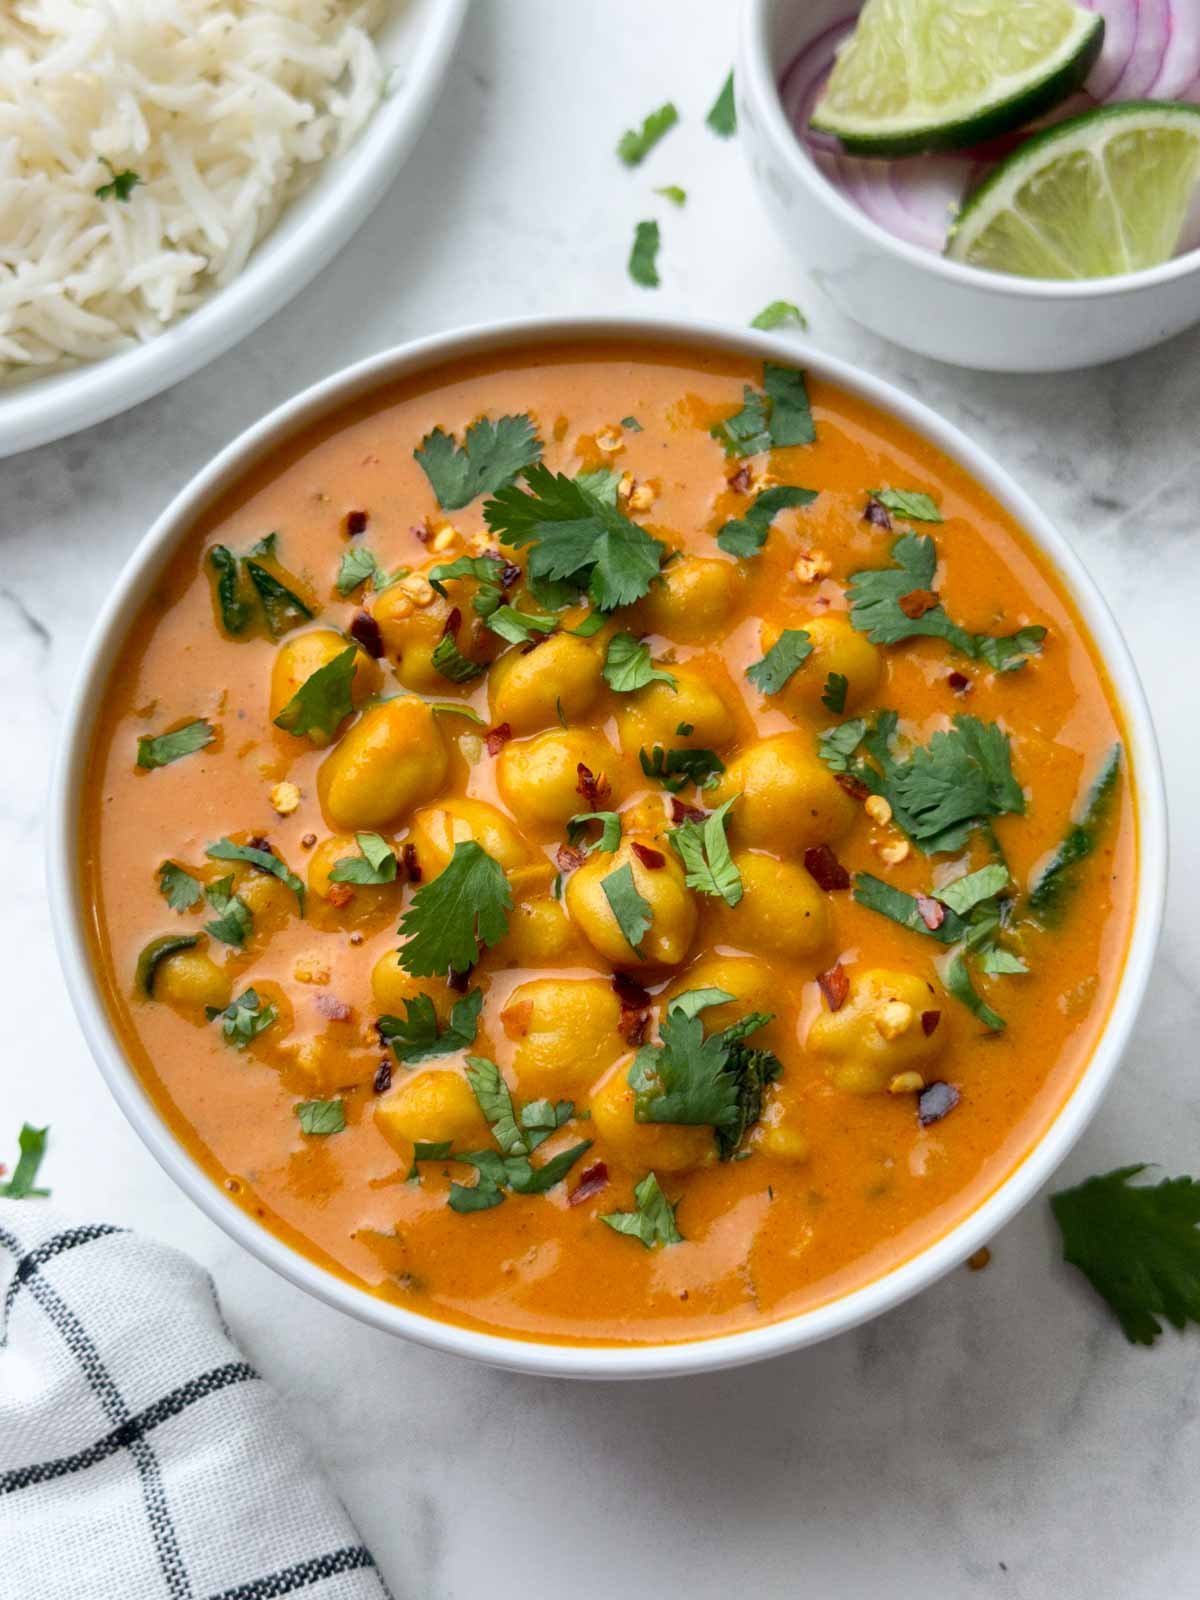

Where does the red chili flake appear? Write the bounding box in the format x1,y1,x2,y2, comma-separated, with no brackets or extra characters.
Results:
835,772,870,801
349,932,364,947
499,561,522,589
248,835,272,853
411,523,432,544
630,841,665,870
314,993,352,1022
447,965,473,993
343,509,368,537
349,610,383,658
326,883,355,909
803,844,850,892
898,588,940,619
817,963,849,1012
916,895,945,931
485,722,512,756
918,1080,959,1126
670,797,707,824
619,1011,649,1047
402,842,421,883
300,833,317,849
373,1059,393,1095
556,843,586,873
576,763,610,807
569,1161,609,1206
612,972,652,1010
947,671,972,694
441,605,462,640
921,1009,941,1037
863,497,892,529
729,464,752,494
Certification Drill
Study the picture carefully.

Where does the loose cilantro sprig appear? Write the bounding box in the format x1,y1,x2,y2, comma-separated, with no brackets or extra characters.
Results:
870,488,942,523
667,797,742,907
137,719,214,771
431,634,486,683
443,1058,590,1213
639,744,724,793
243,536,314,637
821,672,848,714
206,838,305,915
710,362,814,457
717,484,818,557
603,632,677,693
628,220,661,288
158,862,204,912
1029,744,1121,924
207,987,277,1049
601,1172,683,1248
336,547,405,596
415,414,542,511
136,933,200,996
203,877,253,948
396,841,511,977
273,646,357,740
378,988,483,1066
566,811,622,854
617,102,679,166
601,862,653,955
655,185,686,206
330,832,398,886
746,629,812,693
296,1099,345,1136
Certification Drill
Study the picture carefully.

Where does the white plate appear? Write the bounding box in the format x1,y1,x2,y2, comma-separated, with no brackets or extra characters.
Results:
0,0,469,459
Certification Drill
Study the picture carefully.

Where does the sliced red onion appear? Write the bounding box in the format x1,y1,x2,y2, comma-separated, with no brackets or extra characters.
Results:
1081,0,1137,99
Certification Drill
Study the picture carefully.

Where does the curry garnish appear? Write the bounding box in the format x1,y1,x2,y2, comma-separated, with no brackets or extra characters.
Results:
717,484,818,558
330,832,398,885
446,1058,591,1213
639,744,724,793
750,300,807,331
273,645,357,740
667,798,742,907
206,987,277,1049
869,487,943,523
378,988,483,1066
136,718,214,770
746,628,813,693
206,837,305,914
566,810,622,854
414,414,542,512
1029,744,1122,924
203,877,253,948
603,632,677,693
136,933,200,996
296,1099,346,1136
601,1171,683,1248
600,862,653,955
157,861,203,912
617,102,679,167
396,841,512,978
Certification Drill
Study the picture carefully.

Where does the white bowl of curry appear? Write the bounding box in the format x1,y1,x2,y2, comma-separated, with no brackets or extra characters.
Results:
49,318,1166,1378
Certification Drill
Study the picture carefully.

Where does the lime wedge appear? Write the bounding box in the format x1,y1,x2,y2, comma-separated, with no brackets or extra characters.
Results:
811,0,1105,158
946,102,1200,278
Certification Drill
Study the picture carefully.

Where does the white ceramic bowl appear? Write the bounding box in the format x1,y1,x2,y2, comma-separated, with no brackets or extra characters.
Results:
0,0,468,460
49,315,1167,1379
737,0,1200,372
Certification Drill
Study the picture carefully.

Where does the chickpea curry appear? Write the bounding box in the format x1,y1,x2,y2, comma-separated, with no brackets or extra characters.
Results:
83,340,1136,1346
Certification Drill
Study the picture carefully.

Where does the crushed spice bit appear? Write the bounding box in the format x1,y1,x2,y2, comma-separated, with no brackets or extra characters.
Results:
499,561,521,588
877,839,910,866
326,883,355,909
835,771,870,801
898,588,939,619
921,1009,941,1037
917,1080,960,1127
349,931,364,947
619,1011,649,1046
447,966,473,993
556,843,586,873
270,781,301,817
314,993,352,1022
803,843,850,892
630,841,665,870
300,833,317,850
399,573,436,607
875,999,915,1040
728,463,752,494
888,1071,925,1095
576,763,611,808
947,670,972,694
350,610,383,658
967,1246,992,1271
594,425,623,453
373,1059,393,1095
430,525,459,553
863,497,892,529
411,522,432,545
670,797,707,825
441,604,462,640
402,842,421,883
343,509,368,537
864,794,892,826
617,471,634,502
793,550,832,584
612,972,652,1011
916,895,945,931
485,722,512,756
628,483,655,513
817,963,849,1012
569,1162,609,1206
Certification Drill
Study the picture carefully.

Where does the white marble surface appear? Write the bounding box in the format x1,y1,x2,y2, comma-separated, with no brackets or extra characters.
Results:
7,2,1200,1594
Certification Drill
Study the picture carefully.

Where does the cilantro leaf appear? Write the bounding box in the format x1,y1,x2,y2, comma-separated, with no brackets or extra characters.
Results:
203,876,253,948
628,1003,779,1158
415,414,543,511
603,632,678,693
245,557,314,637
848,535,1046,671
378,988,482,1065
431,634,486,683
1051,1166,1200,1345
206,987,277,1049
939,948,1006,1032
330,832,398,885
935,862,1010,915
667,797,742,907
485,604,558,646
667,987,736,1021
1,1124,50,1199
617,102,678,166
706,70,737,137
746,628,812,693
717,484,818,557
639,744,724,793
655,185,686,206
428,552,509,616
710,363,814,457
397,841,512,977
853,873,966,946
629,220,661,288
136,933,199,996
816,717,869,773
336,546,403,596
95,159,141,202
408,1139,454,1180
448,1058,590,1211
566,811,622,853
296,1099,345,1136
601,862,653,954
273,645,357,740
711,386,771,457
484,464,666,611
751,300,807,330
574,467,623,505
206,838,305,914
821,672,848,715
870,488,942,523
621,415,643,431
158,861,203,912
208,546,252,634
1029,744,1121,924
601,1172,683,1248
137,719,214,770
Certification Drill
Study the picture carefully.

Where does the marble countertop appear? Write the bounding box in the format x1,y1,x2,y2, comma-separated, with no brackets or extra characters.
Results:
7,2,1200,1594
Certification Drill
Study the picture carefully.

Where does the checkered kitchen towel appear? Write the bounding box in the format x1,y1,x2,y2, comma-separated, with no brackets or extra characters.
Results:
0,1201,391,1600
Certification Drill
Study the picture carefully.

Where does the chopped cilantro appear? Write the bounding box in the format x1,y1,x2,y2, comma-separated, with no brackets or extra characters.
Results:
447,1058,590,1212
848,534,1046,671
203,876,253,948
566,811,622,854
601,861,653,955
136,933,199,996
621,415,643,431
639,744,724,793
655,185,687,206
208,546,252,634
429,701,485,726
746,628,812,693
207,987,277,1049
568,610,607,638
273,645,357,740
336,546,403,596
603,632,678,693
158,861,203,913
430,634,486,683
628,219,661,288
1051,1165,1200,1345
95,159,141,202
822,672,848,715
330,832,397,885
485,604,558,646
617,102,679,166
484,464,666,612
751,300,807,331
710,362,814,456
871,488,942,523
245,556,313,637
1029,744,1121,924
601,1172,683,1248
574,467,623,505
378,988,483,1066
296,1099,345,1136
706,70,737,137
717,483,818,557
136,719,214,771
428,552,508,616
396,840,512,977
667,797,742,906
1,1124,50,1199
415,414,543,511
206,838,305,914
408,1139,454,1180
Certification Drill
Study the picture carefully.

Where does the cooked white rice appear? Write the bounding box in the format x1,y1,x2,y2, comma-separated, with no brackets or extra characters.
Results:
0,0,387,378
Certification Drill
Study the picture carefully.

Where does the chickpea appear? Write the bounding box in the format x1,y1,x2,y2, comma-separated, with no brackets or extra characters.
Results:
154,946,230,1014
284,1034,379,1097
269,629,381,746
713,851,830,960
375,1069,490,1156
306,833,399,924
807,967,945,1094
664,954,775,1033
759,614,881,718
408,799,530,880
318,697,447,831
501,977,623,1099
590,1061,713,1174
231,867,295,935
566,835,696,969
372,581,457,694
492,896,580,967
496,728,622,827
753,1093,811,1162
615,664,738,758
630,555,740,642
371,950,452,1019
488,633,603,735
711,733,857,854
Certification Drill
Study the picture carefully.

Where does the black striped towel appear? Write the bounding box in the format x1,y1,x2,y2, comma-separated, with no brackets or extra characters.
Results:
0,1201,391,1599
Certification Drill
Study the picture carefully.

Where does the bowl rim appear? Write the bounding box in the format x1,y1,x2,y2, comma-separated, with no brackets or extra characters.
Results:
738,0,1200,302
0,0,469,461
47,312,1168,1380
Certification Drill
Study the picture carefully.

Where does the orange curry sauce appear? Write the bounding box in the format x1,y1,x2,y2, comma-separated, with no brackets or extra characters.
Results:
82,341,1135,1345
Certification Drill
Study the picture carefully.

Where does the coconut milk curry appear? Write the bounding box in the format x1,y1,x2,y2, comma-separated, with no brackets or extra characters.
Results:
83,341,1135,1345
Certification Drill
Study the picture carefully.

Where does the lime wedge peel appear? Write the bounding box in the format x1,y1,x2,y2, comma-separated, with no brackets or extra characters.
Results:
811,0,1106,158
946,101,1200,280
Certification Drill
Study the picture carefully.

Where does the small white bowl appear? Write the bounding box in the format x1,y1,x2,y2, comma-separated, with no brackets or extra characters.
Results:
48,316,1167,1379
737,0,1200,372
0,0,468,459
